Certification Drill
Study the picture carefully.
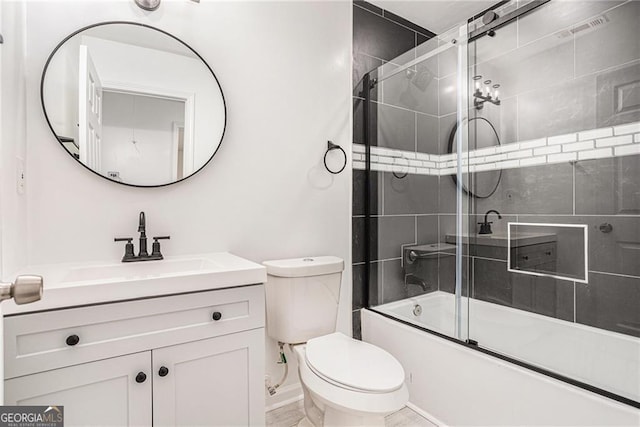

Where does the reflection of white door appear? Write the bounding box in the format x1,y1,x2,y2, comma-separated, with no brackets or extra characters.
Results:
78,45,103,172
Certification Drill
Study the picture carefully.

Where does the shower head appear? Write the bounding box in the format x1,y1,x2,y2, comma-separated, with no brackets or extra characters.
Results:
411,67,435,92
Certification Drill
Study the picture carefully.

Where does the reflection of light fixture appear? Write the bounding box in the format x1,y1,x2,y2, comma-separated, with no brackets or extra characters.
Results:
473,77,501,110
134,0,161,11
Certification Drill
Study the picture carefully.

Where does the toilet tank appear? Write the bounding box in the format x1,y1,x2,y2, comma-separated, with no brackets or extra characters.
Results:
263,256,344,344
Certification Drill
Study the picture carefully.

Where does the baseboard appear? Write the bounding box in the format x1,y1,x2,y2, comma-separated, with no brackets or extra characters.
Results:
265,383,303,412
406,401,447,427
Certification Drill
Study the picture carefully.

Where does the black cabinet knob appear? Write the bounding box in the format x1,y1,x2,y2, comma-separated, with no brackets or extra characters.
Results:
135,372,147,383
212,311,222,321
158,366,169,377
66,334,80,346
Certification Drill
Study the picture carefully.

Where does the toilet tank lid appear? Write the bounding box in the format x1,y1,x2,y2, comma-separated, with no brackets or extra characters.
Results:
263,256,344,278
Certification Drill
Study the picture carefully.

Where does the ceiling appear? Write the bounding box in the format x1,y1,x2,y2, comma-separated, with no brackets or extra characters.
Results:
370,0,499,35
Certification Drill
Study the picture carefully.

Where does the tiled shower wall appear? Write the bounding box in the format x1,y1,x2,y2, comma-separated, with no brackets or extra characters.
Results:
353,0,640,339
352,0,435,339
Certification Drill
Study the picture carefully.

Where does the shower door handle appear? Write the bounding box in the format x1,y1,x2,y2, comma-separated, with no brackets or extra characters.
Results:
0,275,43,305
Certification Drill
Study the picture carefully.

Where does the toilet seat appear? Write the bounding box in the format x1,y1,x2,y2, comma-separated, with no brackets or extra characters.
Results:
305,333,405,393
293,343,409,416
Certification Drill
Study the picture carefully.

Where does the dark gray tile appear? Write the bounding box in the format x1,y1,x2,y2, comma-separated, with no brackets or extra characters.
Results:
374,216,415,260
438,113,457,155
377,103,416,151
574,1,640,78
438,253,471,296
517,74,597,142
576,272,640,338
382,63,438,115
438,74,457,116
352,217,378,263
438,38,458,78
352,309,362,340
353,5,416,62
438,175,458,214
416,113,439,155
511,274,575,322
475,163,574,215
369,260,381,306
416,215,438,244
381,259,408,304
498,96,518,144
595,61,640,127
520,215,640,279
352,263,366,310
354,1,382,16
353,97,377,145
353,53,383,95
352,170,381,217
384,172,439,215
473,258,513,306
575,154,640,215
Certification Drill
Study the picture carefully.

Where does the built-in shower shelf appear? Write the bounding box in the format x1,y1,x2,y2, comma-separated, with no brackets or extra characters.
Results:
353,121,640,176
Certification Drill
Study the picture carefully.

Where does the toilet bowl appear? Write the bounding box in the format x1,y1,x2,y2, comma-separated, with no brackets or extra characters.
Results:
262,256,409,426
293,333,408,427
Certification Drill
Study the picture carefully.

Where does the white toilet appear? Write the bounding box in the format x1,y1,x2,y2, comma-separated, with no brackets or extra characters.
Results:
263,256,409,427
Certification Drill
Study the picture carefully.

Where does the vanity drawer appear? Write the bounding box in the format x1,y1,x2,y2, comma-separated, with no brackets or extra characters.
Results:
4,285,264,379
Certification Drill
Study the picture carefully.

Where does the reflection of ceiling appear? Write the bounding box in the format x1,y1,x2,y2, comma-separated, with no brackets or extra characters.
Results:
370,0,498,35
83,25,197,58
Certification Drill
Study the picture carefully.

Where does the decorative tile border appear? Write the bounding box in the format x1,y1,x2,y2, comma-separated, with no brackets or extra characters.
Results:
353,121,640,175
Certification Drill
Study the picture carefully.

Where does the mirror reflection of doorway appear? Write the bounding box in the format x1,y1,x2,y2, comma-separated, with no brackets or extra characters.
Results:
101,90,188,185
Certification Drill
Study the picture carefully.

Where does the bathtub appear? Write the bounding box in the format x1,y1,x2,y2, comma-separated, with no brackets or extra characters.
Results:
363,291,640,426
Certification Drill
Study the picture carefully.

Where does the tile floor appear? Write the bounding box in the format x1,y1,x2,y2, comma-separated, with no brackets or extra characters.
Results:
266,400,437,427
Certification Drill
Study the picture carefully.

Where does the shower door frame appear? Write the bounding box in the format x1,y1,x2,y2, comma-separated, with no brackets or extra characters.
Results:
361,0,640,410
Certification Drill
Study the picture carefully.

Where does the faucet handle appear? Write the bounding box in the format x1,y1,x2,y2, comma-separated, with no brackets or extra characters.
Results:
114,237,135,262
151,236,170,258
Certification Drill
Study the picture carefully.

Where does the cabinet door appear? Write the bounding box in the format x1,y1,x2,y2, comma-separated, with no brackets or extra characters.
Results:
4,352,152,426
153,328,265,427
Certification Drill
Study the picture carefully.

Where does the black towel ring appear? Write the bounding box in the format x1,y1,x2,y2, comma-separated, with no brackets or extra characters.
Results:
392,156,409,179
324,141,347,174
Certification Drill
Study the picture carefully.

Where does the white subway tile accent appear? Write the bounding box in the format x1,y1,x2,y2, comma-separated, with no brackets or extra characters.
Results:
485,153,507,162
507,150,533,159
353,160,366,170
496,160,520,170
476,163,497,172
440,153,457,162
519,138,547,149
548,133,577,145
519,156,547,167
415,152,431,161
614,144,640,157
404,152,417,159
534,145,561,156
440,167,456,175
635,133,640,143
497,143,521,153
371,155,379,162
548,152,577,163
562,140,594,152
614,122,640,136
578,128,612,140
469,157,485,165
352,144,366,153
423,161,436,168
473,146,497,157
409,160,422,167
578,148,612,160
595,135,633,148
379,156,394,164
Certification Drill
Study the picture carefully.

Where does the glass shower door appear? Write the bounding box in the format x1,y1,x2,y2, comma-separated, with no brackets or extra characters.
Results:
464,0,640,405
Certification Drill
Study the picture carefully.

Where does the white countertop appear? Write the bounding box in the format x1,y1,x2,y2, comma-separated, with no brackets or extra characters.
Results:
3,252,266,316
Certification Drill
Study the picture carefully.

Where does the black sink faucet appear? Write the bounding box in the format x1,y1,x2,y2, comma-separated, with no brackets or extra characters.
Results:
114,211,170,262
478,209,502,235
138,211,148,257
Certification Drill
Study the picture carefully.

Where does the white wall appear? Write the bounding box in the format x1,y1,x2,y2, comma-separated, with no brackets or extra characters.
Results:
22,0,352,408
102,92,184,184
0,1,28,280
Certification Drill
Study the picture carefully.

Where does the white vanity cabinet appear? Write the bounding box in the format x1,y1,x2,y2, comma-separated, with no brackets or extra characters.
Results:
3,284,265,427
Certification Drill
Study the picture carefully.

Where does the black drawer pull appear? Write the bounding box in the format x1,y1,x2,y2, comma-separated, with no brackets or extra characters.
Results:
545,251,552,256
135,372,147,383
212,311,222,321
66,334,80,346
522,255,529,261
158,366,169,377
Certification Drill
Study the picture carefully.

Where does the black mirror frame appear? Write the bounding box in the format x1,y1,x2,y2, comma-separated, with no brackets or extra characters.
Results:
40,21,227,188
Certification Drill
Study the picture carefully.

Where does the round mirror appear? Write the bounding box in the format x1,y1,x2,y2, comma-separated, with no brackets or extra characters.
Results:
41,22,226,187
447,117,502,199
